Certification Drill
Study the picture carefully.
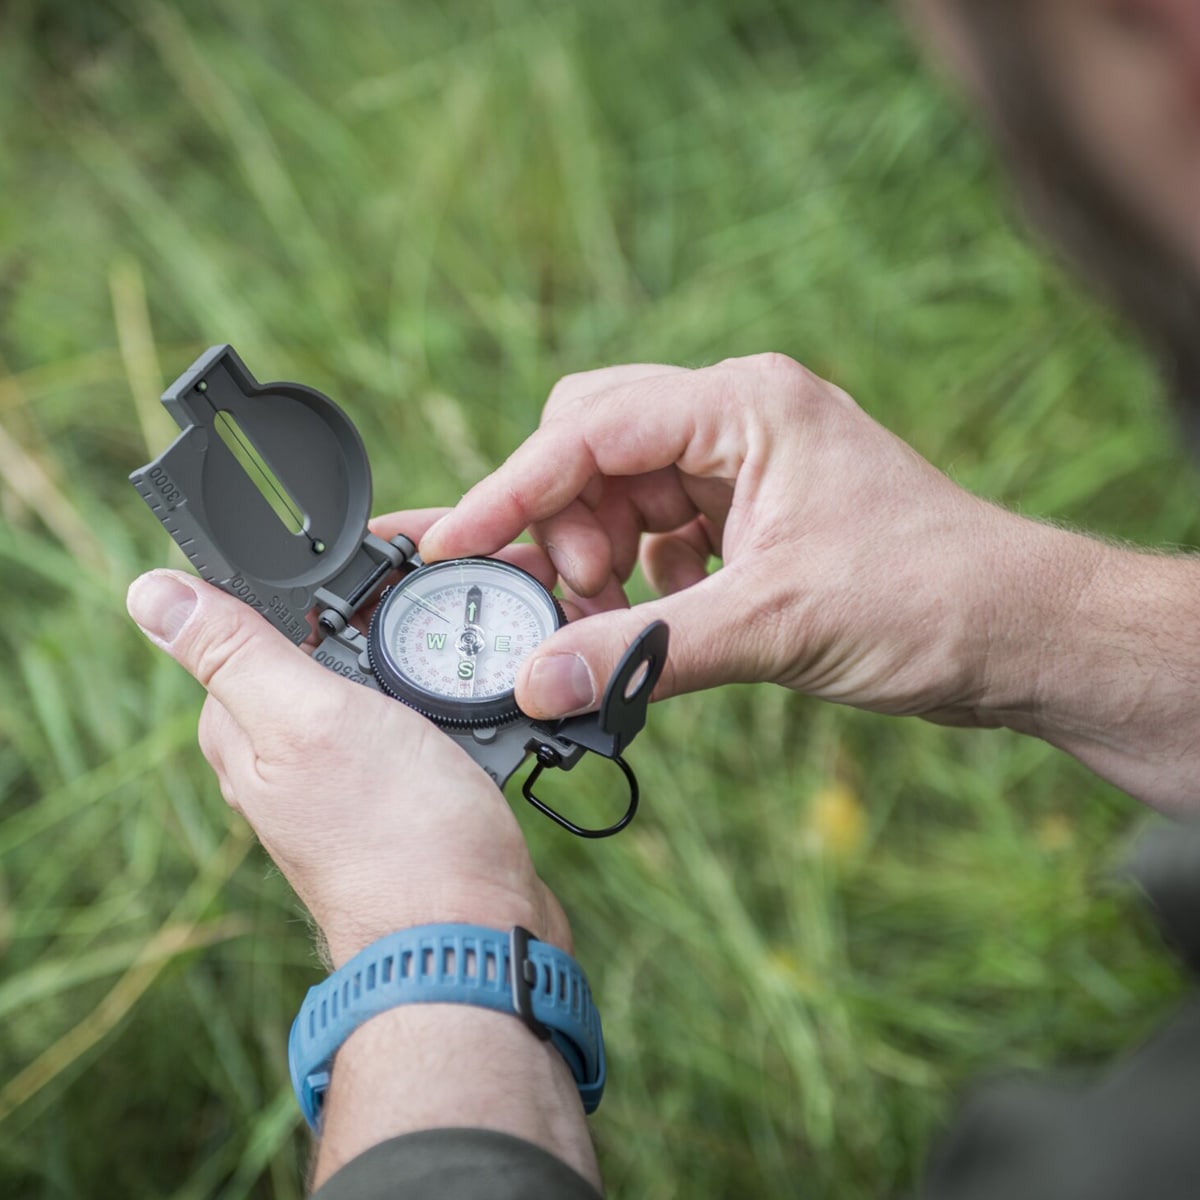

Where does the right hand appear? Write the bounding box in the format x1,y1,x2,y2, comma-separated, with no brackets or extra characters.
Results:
419,354,1099,728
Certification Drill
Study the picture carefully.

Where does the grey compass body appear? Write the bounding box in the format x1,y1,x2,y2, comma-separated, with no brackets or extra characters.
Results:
130,345,668,837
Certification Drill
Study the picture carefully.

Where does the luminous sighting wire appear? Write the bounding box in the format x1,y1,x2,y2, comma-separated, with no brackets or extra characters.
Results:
202,391,322,553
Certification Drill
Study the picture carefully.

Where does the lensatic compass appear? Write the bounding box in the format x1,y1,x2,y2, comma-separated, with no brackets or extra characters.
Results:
369,558,565,727
130,345,668,837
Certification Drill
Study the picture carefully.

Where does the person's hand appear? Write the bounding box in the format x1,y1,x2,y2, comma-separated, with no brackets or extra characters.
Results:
417,354,1102,729
127,514,604,1186
125,546,570,969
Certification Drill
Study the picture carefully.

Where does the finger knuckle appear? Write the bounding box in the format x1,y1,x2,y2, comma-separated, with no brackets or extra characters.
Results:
501,478,535,523
711,353,823,428
748,351,813,390
746,354,854,433
299,693,353,754
545,372,594,414
261,688,348,763
189,617,259,692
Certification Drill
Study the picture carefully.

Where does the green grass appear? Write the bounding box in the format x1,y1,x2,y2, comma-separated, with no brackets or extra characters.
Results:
0,1,1193,1196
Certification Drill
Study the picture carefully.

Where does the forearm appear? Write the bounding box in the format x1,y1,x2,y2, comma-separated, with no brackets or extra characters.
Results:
312,1005,601,1193
983,522,1200,812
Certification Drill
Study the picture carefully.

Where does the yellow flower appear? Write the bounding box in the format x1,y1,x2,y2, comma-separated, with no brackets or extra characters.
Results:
806,781,867,863
1035,813,1074,853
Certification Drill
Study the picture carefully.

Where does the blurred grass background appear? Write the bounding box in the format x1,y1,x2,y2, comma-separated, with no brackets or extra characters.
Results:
0,0,1195,1196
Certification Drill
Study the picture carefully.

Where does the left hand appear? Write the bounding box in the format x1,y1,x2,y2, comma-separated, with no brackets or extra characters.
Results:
126,519,571,968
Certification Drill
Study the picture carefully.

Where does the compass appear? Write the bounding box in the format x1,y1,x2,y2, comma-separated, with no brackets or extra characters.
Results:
129,345,669,838
369,558,565,727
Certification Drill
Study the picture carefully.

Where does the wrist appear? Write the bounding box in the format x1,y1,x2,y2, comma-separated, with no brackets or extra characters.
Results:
314,1002,601,1191
973,514,1110,728
317,880,572,970
979,527,1200,809
301,925,604,1191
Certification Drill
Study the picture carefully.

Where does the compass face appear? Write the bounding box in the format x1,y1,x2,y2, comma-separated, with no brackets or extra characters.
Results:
368,557,564,727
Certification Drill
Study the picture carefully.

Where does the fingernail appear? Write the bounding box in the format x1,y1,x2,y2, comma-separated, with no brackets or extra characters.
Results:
544,543,576,585
127,573,197,644
528,653,596,716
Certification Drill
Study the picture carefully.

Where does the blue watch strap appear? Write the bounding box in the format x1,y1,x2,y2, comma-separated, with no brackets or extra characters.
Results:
288,924,605,1130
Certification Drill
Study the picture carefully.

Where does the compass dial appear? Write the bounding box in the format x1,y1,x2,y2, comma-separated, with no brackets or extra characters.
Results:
367,557,564,727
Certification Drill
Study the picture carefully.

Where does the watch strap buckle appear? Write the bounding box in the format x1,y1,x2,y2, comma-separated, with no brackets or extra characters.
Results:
509,925,551,1041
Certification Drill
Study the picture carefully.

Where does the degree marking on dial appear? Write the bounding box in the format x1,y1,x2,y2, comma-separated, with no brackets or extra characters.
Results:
383,564,557,707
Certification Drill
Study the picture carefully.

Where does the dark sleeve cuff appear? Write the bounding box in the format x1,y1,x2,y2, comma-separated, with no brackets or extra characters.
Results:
312,1128,603,1200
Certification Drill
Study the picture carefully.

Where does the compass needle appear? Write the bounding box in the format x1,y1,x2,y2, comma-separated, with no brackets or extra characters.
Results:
465,584,482,630
409,593,451,622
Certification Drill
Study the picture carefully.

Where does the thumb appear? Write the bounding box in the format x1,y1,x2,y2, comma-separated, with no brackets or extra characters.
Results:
126,569,336,728
515,568,772,719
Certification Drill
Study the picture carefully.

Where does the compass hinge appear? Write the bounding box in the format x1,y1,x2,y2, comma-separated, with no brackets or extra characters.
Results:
315,533,415,635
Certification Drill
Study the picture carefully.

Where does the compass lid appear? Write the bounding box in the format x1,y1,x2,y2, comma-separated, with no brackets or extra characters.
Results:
130,344,377,643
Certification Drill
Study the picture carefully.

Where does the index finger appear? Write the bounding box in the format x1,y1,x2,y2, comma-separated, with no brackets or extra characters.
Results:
420,363,748,561
368,506,558,592
368,506,452,545
542,362,689,419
